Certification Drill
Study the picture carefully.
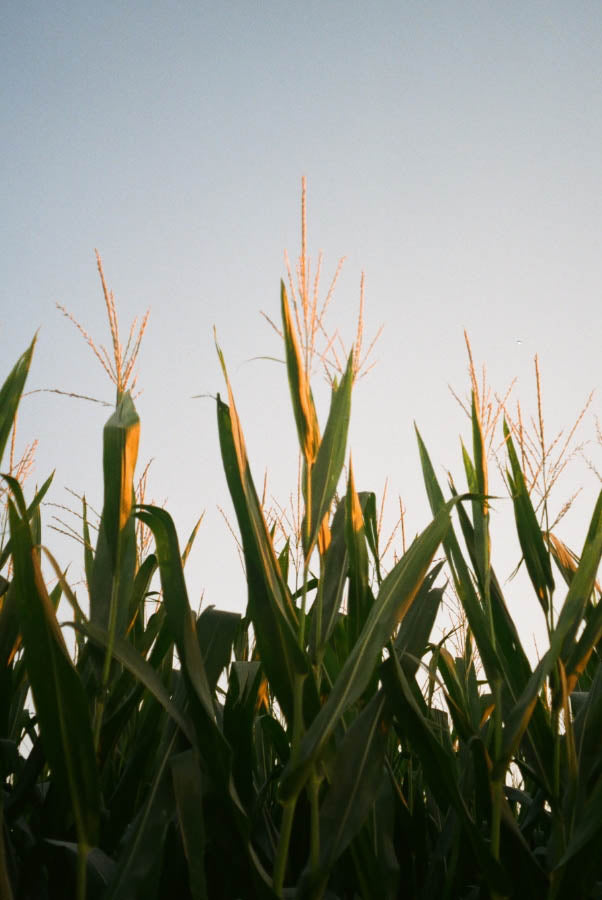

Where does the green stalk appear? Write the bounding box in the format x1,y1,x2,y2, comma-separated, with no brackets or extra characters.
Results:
274,671,306,896
93,565,121,752
308,769,321,876
76,843,88,900
273,797,297,896
298,561,310,650
274,545,316,896
490,679,503,858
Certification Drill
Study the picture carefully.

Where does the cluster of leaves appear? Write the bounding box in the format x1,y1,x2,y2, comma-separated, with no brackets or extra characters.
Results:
1,279,602,900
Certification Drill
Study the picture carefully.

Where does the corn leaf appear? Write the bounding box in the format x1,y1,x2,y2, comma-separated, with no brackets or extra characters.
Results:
216,389,311,724
135,504,233,787
345,459,371,646
0,472,54,571
196,606,241,693
280,281,320,464
301,352,353,558
504,420,554,615
0,337,36,467
171,749,208,900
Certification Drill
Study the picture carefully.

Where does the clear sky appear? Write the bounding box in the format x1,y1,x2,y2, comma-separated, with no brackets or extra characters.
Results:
2,2,601,653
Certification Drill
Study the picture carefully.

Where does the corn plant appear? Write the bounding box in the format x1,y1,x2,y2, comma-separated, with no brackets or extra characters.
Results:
1,220,602,899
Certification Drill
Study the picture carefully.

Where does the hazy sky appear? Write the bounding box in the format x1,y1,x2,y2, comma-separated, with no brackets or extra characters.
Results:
2,2,601,651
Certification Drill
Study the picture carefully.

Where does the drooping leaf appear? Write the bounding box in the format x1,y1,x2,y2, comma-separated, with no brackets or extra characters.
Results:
196,606,241,694
8,500,100,847
134,505,234,790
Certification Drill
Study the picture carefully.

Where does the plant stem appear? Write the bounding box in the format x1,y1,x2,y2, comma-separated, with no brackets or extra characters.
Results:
274,670,306,896
76,842,88,900
273,798,297,896
309,770,321,875
490,677,505,900
93,570,120,752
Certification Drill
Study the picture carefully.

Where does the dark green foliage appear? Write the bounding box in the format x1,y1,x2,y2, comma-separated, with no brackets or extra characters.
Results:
1,273,602,900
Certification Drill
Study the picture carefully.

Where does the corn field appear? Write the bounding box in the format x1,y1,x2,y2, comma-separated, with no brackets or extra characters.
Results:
1,227,602,899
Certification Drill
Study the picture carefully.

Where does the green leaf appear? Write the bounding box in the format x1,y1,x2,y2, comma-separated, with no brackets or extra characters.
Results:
301,352,354,558
0,336,36,468
504,420,554,615
134,505,233,788
223,661,263,806
280,281,320,464
555,489,602,660
469,394,490,587
182,514,204,568
101,391,140,570
362,491,382,584
8,500,100,847
309,496,348,658
171,749,208,900
0,472,54,570
494,490,602,780
89,512,137,640
216,387,312,725
280,501,453,800
394,561,445,679
415,426,501,683
196,606,241,694
345,460,371,646
106,727,178,900
75,619,194,744
82,495,94,597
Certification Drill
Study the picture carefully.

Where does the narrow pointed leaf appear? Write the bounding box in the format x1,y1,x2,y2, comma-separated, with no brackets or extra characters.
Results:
302,353,354,558
0,337,36,467
504,420,554,614
345,459,370,644
216,387,311,724
0,471,54,570
280,281,320,464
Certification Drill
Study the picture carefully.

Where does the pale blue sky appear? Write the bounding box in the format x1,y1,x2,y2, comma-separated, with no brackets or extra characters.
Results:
2,2,601,649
